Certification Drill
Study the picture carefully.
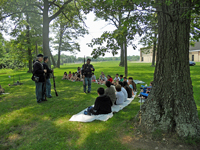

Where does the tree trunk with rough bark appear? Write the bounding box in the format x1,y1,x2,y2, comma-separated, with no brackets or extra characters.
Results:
43,0,51,67
138,0,200,138
26,13,32,73
151,33,157,67
124,38,128,77
119,44,124,67
57,24,64,68
35,41,38,56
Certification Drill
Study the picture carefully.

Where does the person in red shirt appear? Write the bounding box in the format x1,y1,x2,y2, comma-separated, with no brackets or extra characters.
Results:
107,75,113,83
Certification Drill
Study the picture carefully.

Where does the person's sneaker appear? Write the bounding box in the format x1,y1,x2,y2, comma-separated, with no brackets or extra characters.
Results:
47,96,52,98
138,99,145,103
87,91,90,93
84,91,86,93
37,100,42,103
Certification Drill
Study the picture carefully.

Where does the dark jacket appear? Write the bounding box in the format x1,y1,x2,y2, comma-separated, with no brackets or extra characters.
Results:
81,64,95,78
32,60,45,82
43,62,53,79
91,95,112,115
124,85,132,98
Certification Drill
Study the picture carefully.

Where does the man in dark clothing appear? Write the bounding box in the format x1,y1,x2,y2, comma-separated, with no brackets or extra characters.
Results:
82,58,95,93
32,54,47,103
90,87,112,115
43,56,53,98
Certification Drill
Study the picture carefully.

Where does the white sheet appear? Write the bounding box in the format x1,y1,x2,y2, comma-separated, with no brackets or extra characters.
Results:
69,93,136,122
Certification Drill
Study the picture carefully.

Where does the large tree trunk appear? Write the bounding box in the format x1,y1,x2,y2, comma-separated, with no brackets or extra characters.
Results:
43,0,51,67
57,24,64,68
138,0,200,138
35,41,38,56
119,44,125,67
26,13,32,73
151,33,157,67
124,38,128,77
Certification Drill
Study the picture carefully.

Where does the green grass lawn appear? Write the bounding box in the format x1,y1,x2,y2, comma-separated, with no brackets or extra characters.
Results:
0,61,200,150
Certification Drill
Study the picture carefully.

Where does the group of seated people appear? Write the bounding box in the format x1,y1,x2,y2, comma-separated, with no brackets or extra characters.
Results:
84,79,136,115
62,67,83,81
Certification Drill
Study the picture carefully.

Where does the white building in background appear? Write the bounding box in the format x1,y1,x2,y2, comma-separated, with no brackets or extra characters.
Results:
140,42,200,62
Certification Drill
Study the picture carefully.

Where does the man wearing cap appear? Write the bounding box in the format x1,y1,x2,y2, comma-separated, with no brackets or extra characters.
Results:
32,54,47,103
43,56,53,98
82,58,95,93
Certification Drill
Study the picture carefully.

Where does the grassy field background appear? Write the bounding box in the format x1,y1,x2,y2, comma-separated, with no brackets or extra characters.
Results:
0,61,199,150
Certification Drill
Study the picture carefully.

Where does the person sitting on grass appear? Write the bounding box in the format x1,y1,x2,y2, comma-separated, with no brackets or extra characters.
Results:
119,75,124,82
105,81,116,105
62,72,68,80
118,81,128,102
123,77,127,82
91,73,96,82
128,77,137,95
113,74,120,83
70,72,76,81
98,72,105,82
67,71,72,79
123,81,132,98
75,72,81,81
89,87,112,115
99,74,107,84
107,75,113,84
115,84,124,105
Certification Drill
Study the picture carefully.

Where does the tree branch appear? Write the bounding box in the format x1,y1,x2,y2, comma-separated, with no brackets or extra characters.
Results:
107,16,118,28
0,11,43,20
51,2,73,22
48,0,73,22
28,4,43,11
73,0,88,28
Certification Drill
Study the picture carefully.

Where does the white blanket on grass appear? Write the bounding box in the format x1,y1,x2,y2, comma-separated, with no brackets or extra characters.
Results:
69,94,136,122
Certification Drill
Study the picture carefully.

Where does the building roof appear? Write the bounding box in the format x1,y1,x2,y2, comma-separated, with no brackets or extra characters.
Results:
189,42,200,51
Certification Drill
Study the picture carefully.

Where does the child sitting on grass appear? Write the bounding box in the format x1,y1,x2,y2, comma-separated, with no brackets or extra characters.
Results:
87,87,112,115
67,71,72,80
128,77,137,95
115,84,124,105
91,73,96,82
123,81,132,98
99,74,107,84
98,72,105,82
119,75,124,82
70,72,76,81
105,81,116,105
123,77,127,82
62,72,68,80
113,74,120,83
118,81,128,102
107,75,113,84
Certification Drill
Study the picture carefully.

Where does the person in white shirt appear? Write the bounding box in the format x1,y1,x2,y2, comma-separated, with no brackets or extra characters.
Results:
115,84,124,105
118,81,128,101
113,74,120,85
114,74,120,81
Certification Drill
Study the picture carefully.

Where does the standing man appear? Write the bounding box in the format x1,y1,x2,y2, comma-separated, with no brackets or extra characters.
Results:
43,56,53,98
32,54,47,103
82,58,95,93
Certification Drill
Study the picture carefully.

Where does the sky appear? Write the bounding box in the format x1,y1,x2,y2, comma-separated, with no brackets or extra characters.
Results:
57,12,142,58
2,12,142,58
